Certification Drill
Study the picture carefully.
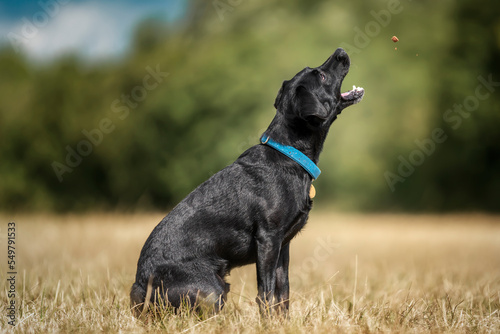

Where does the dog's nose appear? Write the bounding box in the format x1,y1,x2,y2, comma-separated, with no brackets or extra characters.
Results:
334,48,350,66
319,48,350,71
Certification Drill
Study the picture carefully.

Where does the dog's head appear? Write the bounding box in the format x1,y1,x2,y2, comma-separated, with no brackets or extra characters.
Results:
274,48,364,127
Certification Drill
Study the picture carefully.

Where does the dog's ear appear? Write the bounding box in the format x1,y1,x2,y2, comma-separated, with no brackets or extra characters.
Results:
294,85,329,120
274,80,289,109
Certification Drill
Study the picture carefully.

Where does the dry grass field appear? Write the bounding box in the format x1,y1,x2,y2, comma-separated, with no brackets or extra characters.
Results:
1,212,499,333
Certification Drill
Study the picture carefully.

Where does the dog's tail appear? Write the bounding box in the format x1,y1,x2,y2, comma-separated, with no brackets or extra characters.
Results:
130,275,154,318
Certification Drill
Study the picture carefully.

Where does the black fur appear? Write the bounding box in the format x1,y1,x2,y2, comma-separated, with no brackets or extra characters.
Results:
131,48,364,316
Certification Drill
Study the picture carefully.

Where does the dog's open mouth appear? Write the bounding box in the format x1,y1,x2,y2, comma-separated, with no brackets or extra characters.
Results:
341,85,365,105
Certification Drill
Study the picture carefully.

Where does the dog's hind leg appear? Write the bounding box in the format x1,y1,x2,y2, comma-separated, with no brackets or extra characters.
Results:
165,275,228,313
151,264,229,313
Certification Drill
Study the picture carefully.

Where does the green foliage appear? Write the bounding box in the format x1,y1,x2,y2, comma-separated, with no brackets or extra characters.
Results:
0,0,499,212
410,1,500,211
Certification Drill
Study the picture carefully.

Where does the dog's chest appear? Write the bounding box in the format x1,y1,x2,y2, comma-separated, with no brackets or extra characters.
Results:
282,203,311,245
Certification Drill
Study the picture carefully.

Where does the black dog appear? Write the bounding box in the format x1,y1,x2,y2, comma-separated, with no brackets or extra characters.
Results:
131,48,364,316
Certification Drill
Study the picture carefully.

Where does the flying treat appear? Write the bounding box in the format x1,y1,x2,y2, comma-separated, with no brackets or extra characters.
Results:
392,36,399,43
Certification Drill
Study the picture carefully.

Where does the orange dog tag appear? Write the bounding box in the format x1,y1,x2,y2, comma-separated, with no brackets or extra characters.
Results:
309,184,316,198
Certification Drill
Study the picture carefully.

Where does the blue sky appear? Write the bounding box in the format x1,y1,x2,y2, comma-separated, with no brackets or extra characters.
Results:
0,0,187,62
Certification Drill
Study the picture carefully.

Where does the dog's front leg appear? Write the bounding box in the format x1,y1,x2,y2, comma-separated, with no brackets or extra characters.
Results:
274,242,290,315
255,234,281,316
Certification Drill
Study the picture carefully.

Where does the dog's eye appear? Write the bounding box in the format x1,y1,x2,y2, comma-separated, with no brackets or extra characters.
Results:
319,73,326,82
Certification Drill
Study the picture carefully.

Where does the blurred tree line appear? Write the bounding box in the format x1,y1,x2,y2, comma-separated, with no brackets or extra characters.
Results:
0,0,499,212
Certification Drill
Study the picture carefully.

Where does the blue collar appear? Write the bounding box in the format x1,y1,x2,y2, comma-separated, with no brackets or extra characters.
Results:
260,134,321,180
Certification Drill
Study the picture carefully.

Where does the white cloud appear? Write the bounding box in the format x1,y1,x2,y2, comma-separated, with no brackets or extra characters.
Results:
2,1,175,62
